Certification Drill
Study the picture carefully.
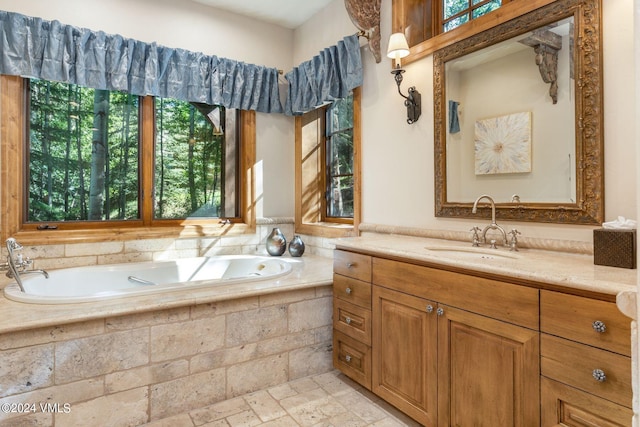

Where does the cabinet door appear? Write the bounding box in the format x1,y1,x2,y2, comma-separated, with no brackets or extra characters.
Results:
372,285,438,426
437,305,540,427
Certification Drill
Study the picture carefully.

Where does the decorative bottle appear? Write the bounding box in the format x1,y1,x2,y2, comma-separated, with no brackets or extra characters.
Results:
288,235,305,257
266,227,286,256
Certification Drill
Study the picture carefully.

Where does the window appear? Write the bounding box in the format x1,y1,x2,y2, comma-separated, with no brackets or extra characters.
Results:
0,75,256,243
441,0,509,32
295,87,360,237
325,96,354,221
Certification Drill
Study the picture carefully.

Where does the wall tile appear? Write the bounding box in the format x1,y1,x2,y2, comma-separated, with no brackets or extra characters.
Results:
226,354,288,397
125,238,175,253
0,378,103,424
54,329,148,383
65,242,123,257
288,343,334,380
150,368,226,420
0,345,53,397
190,297,260,318
226,305,288,347
105,360,189,394
0,320,105,350
150,316,225,362
105,307,189,330
288,297,332,333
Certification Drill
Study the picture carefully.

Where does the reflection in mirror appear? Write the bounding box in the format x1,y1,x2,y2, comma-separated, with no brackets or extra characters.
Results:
445,17,575,204
434,0,603,224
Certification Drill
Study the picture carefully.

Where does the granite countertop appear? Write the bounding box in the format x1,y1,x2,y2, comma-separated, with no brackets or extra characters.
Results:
333,234,637,299
0,255,334,334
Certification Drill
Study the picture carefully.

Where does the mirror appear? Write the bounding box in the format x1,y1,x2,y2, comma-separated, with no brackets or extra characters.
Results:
433,0,603,224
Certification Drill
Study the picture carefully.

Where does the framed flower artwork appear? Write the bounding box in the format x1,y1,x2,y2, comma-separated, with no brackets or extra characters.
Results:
474,111,532,175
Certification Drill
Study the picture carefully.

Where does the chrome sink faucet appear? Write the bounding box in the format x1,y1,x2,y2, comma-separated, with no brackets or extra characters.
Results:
471,195,507,248
1,238,49,292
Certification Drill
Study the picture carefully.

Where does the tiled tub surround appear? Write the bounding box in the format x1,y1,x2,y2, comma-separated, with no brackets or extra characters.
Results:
0,255,334,426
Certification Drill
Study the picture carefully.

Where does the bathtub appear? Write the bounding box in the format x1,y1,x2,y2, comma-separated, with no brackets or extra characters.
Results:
2,255,293,304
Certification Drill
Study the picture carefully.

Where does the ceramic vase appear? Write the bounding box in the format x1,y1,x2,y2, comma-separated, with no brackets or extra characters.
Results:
288,235,305,257
266,227,286,256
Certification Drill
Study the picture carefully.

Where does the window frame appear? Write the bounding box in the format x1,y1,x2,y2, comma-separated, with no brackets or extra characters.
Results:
294,87,361,238
0,75,257,244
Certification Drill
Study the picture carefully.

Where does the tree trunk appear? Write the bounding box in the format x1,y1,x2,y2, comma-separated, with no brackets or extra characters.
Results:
88,90,109,220
188,107,197,212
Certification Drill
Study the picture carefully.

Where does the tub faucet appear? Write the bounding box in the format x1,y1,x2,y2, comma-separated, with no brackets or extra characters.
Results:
2,238,49,292
471,195,507,248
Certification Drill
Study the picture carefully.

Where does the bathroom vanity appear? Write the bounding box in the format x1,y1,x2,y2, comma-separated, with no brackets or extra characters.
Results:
332,234,635,426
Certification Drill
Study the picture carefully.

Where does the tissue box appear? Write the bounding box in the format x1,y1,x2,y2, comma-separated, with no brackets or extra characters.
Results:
593,229,636,269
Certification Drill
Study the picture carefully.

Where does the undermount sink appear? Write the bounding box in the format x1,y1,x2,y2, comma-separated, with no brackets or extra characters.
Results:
424,245,520,260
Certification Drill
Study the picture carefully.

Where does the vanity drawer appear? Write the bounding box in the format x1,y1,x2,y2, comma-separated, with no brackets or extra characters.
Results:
541,290,631,356
541,334,632,408
334,250,371,282
541,377,632,426
333,330,371,389
334,274,371,309
333,298,371,345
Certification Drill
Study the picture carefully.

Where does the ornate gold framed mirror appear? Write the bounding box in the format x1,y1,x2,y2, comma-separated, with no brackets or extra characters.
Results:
433,0,603,224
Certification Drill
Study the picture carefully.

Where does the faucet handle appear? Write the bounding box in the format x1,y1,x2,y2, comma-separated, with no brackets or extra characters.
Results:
470,227,482,247
508,229,521,251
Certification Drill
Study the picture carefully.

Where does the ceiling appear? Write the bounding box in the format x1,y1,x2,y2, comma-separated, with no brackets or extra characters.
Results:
190,0,334,29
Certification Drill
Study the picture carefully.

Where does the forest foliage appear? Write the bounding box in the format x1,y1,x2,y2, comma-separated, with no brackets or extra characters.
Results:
28,79,230,223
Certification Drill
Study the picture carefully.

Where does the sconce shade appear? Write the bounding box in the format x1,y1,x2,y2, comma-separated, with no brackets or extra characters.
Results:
387,33,410,59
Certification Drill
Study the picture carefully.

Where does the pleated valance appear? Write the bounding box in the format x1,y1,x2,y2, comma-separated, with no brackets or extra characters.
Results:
0,10,284,114
284,34,363,115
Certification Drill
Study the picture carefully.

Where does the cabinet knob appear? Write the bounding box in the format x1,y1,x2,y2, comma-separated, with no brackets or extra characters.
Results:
426,305,434,313
592,369,607,382
437,307,444,316
345,316,352,325
345,287,352,295
592,320,607,333
345,355,352,363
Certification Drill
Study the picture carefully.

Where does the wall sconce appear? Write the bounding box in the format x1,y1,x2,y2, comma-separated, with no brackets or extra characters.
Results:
387,33,421,124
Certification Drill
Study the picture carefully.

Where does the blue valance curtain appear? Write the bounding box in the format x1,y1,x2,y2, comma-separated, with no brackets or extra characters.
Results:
284,34,363,116
0,10,284,114
0,11,363,117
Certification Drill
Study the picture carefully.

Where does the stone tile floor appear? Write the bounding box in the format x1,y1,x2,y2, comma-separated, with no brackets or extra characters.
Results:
143,370,420,427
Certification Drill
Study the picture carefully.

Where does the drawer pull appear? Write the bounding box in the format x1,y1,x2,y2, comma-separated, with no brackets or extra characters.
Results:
437,307,444,316
345,354,352,363
592,369,607,382
345,287,352,295
345,316,352,325
426,304,434,313
592,320,607,333
346,262,355,269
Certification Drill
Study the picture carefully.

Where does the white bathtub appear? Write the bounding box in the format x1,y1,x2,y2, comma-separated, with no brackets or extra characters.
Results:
3,255,292,304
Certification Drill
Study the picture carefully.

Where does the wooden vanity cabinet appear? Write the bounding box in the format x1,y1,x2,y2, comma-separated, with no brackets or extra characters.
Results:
332,249,633,426
540,290,633,426
371,257,540,426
